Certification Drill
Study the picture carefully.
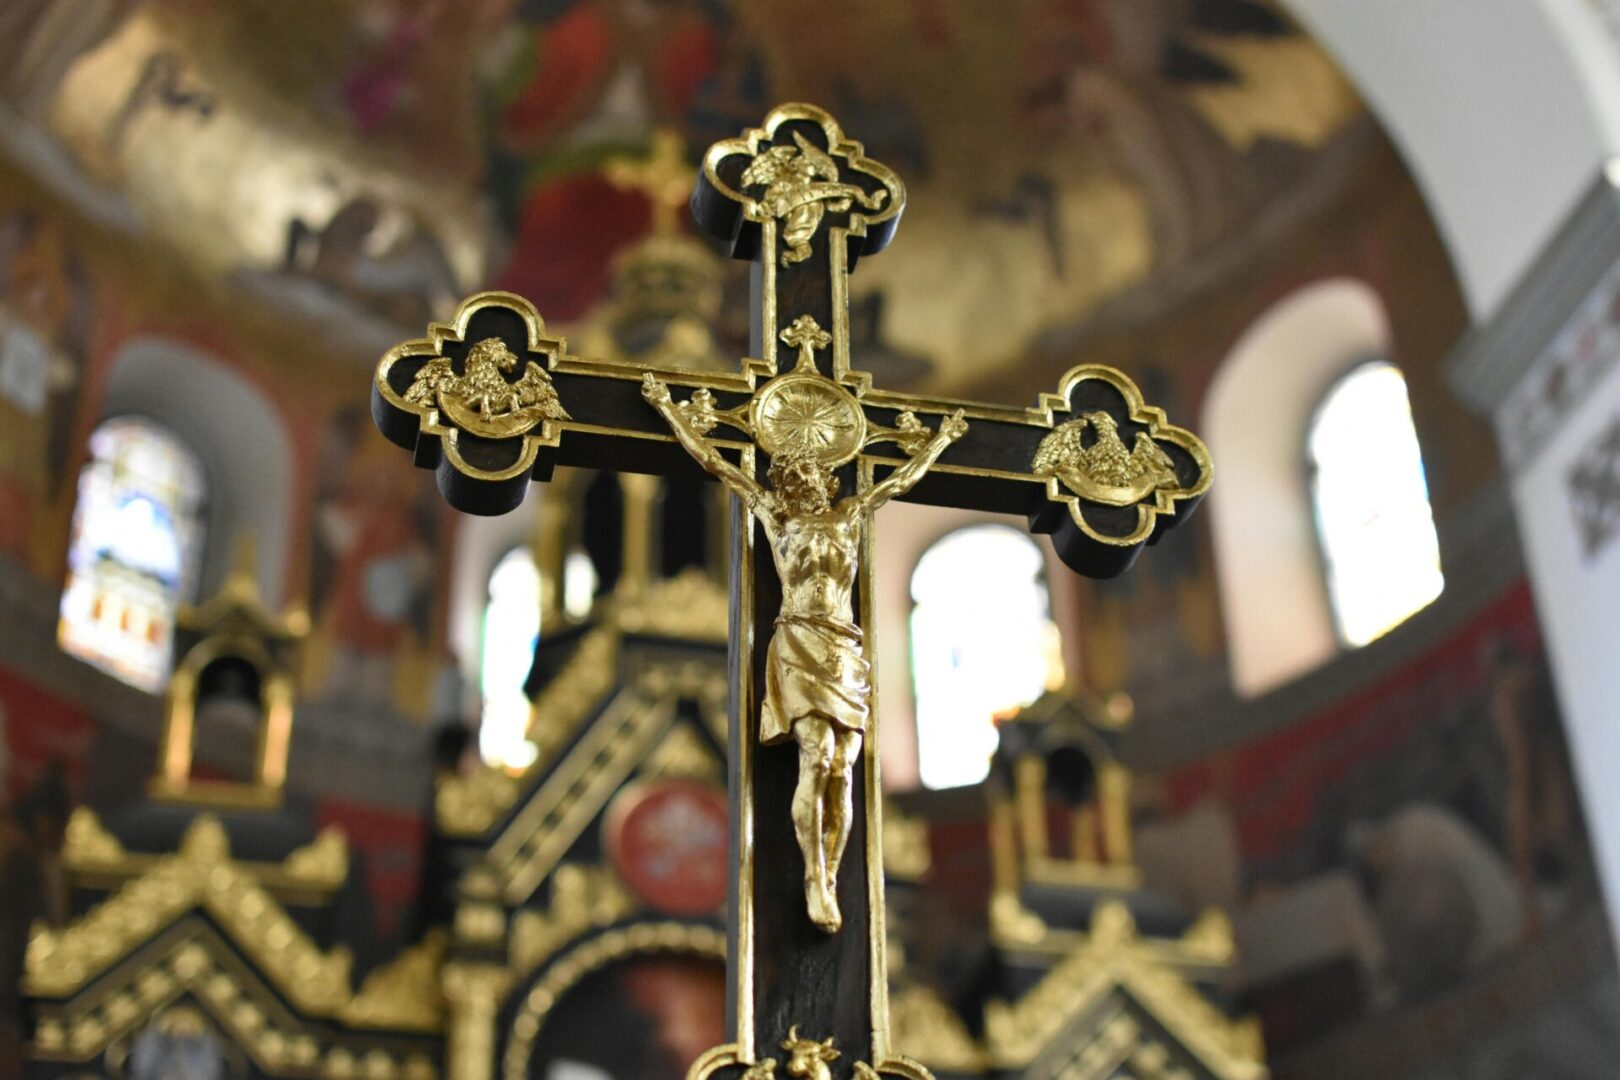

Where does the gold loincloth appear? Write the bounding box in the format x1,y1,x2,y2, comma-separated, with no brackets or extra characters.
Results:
759,615,871,744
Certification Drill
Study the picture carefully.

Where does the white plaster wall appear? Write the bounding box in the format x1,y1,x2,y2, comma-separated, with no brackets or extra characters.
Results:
1286,0,1620,316
1204,279,1392,696
1508,368,1620,927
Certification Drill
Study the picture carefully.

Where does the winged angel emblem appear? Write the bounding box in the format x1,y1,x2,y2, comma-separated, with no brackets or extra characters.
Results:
404,336,570,439
742,131,889,267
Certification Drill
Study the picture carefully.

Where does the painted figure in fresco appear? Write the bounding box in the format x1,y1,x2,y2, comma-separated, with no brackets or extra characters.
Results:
105,51,216,153
0,0,137,117
643,371,966,932
1485,638,1584,938
309,406,440,706
0,209,92,562
283,197,460,327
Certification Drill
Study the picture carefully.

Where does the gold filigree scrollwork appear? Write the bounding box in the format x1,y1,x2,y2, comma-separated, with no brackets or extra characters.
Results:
508,864,636,979
27,815,353,1014
678,387,752,438
341,930,446,1033
984,902,1265,1078
405,336,570,440
862,411,933,456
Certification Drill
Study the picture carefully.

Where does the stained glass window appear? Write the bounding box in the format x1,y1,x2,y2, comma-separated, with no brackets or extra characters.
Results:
58,417,208,691
910,525,1066,790
480,545,543,769
1309,361,1444,646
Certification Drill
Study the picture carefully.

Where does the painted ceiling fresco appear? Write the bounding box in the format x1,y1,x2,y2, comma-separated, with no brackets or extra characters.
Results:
4,0,1366,399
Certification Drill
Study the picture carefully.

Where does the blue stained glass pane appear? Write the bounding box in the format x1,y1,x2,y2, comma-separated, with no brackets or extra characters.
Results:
58,418,207,692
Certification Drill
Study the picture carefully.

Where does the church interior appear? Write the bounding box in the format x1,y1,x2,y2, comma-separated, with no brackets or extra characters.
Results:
3,2,1620,1078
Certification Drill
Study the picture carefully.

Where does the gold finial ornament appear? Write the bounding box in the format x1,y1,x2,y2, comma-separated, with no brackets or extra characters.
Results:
605,128,698,237
153,535,307,809
701,103,904,278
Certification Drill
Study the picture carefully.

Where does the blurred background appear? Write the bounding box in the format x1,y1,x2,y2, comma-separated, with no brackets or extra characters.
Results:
2,1,1620,1078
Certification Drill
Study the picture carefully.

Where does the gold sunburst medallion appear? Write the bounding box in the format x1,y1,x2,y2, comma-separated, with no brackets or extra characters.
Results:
751,372,866,467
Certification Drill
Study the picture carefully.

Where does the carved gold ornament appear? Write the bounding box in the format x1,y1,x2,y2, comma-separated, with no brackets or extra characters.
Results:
737,131,889,266
508,864,636,980
752,370,867,468
405,336,570,439
734,1028,923,1080
373,292,574,513
1033,411,1179,506
889,985,988,1073
1030,364,1213,553
984,902,1264,1078
27,815,353,1013
31,934,436,1079
63,807,349,896
701,103,905,279
342,931,447,1032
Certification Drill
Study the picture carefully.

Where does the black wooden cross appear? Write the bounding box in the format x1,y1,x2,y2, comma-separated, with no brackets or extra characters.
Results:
372,104,1210,1079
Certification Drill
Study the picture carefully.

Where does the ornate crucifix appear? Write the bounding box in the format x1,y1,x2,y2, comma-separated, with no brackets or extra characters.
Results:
372,104,1211,1078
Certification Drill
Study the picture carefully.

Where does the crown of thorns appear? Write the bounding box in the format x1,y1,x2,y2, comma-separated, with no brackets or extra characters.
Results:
767,447,839,500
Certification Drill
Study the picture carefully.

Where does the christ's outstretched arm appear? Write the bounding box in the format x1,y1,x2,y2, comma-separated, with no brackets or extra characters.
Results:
858,408,968,512
642,373,771,513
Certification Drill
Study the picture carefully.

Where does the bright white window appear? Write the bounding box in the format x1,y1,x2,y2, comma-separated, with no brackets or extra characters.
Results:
910,525,1066,790
479,546,543,770
58,417,208,691
561,549,598,621
1309,362,1443,646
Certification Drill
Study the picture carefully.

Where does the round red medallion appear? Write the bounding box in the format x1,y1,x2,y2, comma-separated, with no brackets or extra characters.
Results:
604,780,729,915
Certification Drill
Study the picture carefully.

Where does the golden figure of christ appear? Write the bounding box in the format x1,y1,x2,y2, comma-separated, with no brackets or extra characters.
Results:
642,371,967,932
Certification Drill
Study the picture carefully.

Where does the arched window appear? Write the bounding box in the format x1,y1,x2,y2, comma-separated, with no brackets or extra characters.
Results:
910,525,1066,790
479,545,543,769
1308,361,1443,645
58,417,208,691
